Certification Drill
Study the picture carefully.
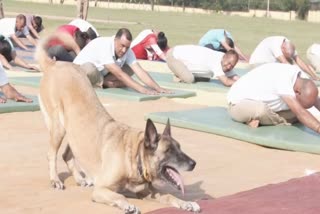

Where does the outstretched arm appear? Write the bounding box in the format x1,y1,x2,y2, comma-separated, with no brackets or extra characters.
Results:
0,54,13,70
217,75,238,87
11,51,37,70
105,63,158,95
27,24,40,39
130,62,171,93
294,55,319,80
10,35,28,50
234,45,249,62
26,34,37,46
282,95,320,133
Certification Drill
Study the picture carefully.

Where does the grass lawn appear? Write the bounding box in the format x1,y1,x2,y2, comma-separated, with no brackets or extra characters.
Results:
4,0,320,59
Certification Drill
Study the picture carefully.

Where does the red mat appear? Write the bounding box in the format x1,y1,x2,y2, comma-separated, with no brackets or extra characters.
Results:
147,173,320,214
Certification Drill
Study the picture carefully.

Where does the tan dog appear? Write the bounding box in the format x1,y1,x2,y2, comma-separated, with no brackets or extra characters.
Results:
36,37,200,214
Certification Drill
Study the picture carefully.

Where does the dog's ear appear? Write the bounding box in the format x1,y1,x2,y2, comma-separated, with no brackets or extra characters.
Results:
163,119,171,137
144,119,158,150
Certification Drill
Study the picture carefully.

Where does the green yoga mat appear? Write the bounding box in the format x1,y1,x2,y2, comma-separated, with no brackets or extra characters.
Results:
135,68,248,92
146,107,320,154
0,93,40,113
9,76,196,101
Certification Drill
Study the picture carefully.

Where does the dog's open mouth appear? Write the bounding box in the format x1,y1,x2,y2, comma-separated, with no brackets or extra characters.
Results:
162,166,185,195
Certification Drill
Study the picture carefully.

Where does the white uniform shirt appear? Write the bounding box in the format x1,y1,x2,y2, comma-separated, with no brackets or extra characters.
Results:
172,45,233,78
69,19,99,36
0,63,8,87
309,43,320,56
73,36,137,73
249,36,298,65
227,63,301,112
0,18,29,37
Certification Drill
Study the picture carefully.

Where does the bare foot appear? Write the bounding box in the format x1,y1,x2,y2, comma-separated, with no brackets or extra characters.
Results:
0,96,7,103
2,84,33,103
13,94,33,103
247,119,259,128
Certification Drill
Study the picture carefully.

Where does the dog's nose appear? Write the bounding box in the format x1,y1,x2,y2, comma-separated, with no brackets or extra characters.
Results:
188,159,196,171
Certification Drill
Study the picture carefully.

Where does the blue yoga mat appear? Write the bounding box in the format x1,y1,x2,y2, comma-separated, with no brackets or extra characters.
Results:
134,68,248,92
146,107,320,154
9,76,196,101
0,93,39,113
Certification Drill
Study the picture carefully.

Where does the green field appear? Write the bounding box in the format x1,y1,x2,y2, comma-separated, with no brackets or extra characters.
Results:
4,0,320,59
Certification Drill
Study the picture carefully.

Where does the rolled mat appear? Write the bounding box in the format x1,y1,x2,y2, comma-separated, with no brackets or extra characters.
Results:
9,76,196,101
147,172,320,214
145,107,320,154
0,93,39,113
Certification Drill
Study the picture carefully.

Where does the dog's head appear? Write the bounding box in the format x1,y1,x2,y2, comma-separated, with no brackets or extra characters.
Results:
143,119,196,195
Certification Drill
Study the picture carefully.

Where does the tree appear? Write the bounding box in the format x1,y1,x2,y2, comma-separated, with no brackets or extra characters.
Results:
77,0,89,20
0,0,4,18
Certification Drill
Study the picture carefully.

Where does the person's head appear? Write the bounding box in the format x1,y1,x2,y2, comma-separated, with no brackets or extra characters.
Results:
281,39,295,61
32,16,43,33
15,14,26,31
157,32,168,51
86,27,98,40
294,76,319,109
74,30,90,50
114,28,132,58
0,36,13,62
221,49,239,72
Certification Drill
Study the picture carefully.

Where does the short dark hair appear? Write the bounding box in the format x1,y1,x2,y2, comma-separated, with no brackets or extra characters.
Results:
86,27,97,40
16,14,26,25
33,16,43,32
226,37,234,48
0,36,13,62
115,28,132,41
157,32,168,50
74,30,90,50
225,49,239,61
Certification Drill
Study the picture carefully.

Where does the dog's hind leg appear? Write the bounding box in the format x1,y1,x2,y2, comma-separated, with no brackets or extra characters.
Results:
47,110,66,190
62,145,93,187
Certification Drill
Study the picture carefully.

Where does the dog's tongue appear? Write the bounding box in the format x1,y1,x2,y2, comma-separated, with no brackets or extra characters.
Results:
166,167,185,196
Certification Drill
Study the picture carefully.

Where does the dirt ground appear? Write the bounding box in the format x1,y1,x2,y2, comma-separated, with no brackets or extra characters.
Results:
1,76,320,214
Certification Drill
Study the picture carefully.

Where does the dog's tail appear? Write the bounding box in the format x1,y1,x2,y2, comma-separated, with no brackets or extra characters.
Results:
34,35,55,72
35,32,77,72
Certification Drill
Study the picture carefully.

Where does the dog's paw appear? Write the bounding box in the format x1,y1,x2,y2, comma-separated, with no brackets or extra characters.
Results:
124,204,140,214
77,178,94,187
181,201,201,213
50,180,65,190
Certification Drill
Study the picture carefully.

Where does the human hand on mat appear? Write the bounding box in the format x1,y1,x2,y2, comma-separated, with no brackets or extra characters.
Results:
156,87,173,94
0,96,6,103
141,88,159,95
27,64,39,72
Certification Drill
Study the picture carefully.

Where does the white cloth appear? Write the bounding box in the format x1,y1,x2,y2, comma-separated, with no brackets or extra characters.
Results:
227,63,301,112
0,18,29,37
69,19,99,36
130,29,153,48
0,63,8,87
249,36,298,65
0,18,16,37
309,43,320,56
73,36,136,73
172,45,234,78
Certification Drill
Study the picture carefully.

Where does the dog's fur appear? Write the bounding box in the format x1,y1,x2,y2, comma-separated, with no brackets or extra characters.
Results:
36,36,200,214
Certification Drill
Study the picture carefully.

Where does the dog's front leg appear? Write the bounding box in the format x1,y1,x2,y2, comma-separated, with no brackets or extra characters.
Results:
92,186,140,214
144,186,200,213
